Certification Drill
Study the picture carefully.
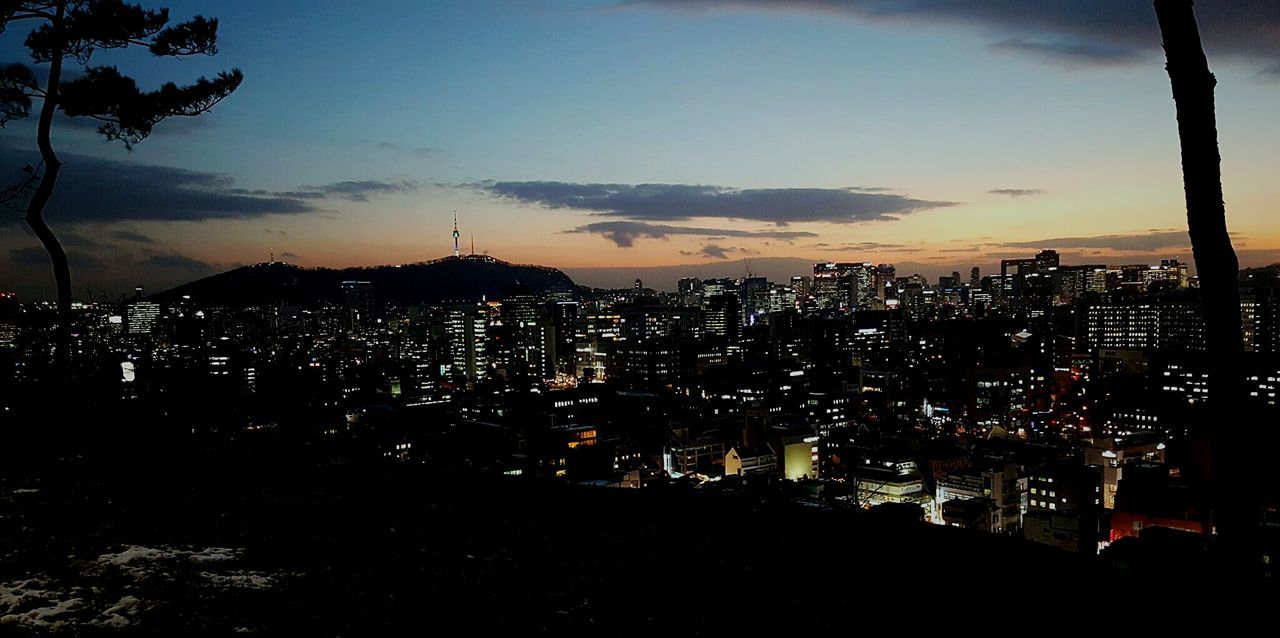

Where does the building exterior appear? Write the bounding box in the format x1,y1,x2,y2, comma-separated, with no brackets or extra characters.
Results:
0,292,17,348
126,301,161,336
445,303,489,387
724,445,776,477
935,463,1021,532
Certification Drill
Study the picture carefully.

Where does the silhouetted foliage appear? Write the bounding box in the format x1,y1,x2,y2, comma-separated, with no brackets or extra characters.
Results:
0,0,242,366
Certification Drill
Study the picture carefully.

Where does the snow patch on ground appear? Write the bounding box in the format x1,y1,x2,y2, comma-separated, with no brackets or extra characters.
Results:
2,545,278,631
0,577,86,630
97,545,244,568
200,570,277,590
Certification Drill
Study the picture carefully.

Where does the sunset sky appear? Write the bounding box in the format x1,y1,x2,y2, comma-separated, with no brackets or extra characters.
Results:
2,0,1278,297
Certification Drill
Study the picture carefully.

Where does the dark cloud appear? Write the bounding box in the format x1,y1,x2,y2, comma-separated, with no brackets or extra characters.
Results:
10,246,105,269
235,179,418,203
297,180,420,202
702,244,732,259
280,252,301,261
477,181,954,225
135,253,217,274
568,220,817,247
60,232,102,248
989,188,1044,197
630,1,1280,75
700,244,758,259
843,241,906,250
1,140,416,223
993,230,1190,251
107,230,155,244
0,143,314,223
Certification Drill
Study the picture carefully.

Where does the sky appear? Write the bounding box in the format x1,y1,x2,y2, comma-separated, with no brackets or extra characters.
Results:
1,0,1278,297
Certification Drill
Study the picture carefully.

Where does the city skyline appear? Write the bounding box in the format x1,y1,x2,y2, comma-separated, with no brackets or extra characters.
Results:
2,0,1279,298
6,2,1280,623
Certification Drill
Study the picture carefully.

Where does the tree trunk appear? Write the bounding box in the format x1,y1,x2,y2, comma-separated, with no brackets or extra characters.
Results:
24,4,68,368
1154,0,1250,561
1154,1,1242,358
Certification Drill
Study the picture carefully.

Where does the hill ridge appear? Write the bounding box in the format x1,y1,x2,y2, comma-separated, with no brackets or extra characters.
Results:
152,254,578,307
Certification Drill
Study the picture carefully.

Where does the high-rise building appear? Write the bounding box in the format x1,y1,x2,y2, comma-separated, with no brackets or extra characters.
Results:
871,264,896,309
0,292,17,348
340,280,376,333
551,300,580,376
1035,249,1060,272
699,278,737,309
445,303,488,387
789,276,812,302
767,282,797,314
703,293,740,341
574,311,622,382
126,301,161,336
1085,294,1203,352
503,293,556,380
740,276,769,325
813,262,864,311
677,278,703,307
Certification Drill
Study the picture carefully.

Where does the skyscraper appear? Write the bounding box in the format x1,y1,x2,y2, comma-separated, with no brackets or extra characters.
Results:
340,280,376,334
678,278,703,307
126,301,161,336
0,292,17,348
445,303,488,387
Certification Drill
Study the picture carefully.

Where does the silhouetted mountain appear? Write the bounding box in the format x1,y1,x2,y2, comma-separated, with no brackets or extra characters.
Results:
152,255,577,306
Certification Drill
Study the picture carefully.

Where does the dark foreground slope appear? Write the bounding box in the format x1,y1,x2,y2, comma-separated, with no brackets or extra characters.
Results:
152,256,577,306
1,452,1113,636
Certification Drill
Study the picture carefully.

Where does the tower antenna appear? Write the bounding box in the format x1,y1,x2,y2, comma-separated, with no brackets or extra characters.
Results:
452,210,461,258
471,234,475,256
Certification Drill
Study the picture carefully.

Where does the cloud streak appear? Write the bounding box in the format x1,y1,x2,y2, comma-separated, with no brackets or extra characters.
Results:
629,1,1280,76
264,180,421,202
107,230,156,244
477,181,955,225
569,220,816,247
988,38,1145,69
994,230,1190,252
10,246,106,269
988,188,1044,197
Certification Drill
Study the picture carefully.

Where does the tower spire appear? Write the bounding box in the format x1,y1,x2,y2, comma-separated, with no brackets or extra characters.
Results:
452,209,460,258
